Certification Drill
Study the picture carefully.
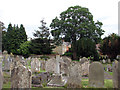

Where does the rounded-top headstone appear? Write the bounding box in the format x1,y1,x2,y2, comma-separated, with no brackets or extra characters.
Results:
89,62,104,88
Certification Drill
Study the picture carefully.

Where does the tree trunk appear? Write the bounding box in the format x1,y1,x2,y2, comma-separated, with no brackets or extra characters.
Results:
73,49,77,60
72,41,78,60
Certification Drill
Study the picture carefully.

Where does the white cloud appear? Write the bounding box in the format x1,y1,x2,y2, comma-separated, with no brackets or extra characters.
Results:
0,0,119,38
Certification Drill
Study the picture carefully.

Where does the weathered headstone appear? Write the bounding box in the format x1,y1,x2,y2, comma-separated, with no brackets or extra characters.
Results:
60,56,71,76
31,58,40,73
80,57,88,64
112,60,120,88
3,55,12,71
81,60,90,77
89,62,104,88
45,57,56,73
40,60,46,70
107,59,111,64
66,61,82,88
11,64,32,88
0,62,3,90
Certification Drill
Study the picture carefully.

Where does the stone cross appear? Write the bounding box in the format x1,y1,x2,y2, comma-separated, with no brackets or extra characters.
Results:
56,55,60,74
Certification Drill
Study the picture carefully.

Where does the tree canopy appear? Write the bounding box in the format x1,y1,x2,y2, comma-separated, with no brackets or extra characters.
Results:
3,23,27,54
50,5,104,60
31,19,53,55
100,33,120,59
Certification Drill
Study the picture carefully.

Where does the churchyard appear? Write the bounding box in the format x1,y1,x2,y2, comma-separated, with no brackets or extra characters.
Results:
1,51,120,89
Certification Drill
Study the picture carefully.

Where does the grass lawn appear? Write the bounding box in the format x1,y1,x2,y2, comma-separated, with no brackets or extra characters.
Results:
82,78,113,88
3,78,113,88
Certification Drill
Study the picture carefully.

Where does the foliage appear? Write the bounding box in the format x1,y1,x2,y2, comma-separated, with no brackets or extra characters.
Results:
100,33,120,59
76,37,99,60
3,23,27,54
30,38,53,55
33,19,50,39
50,5,104,60
40,55,50,60
31,19,54,55
17,41,31,58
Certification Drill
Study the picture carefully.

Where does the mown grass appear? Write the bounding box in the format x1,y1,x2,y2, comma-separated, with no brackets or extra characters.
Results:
82,78,113,88
3,81,11,88
3,78,113,88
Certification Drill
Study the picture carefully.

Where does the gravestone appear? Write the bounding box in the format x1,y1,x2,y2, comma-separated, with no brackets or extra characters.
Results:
60,62,69,76
80,57,88,64
81,60,90,77
11,64,32,88
112,60,120,88
107,59,111,64
40,60,46,70
89,62,104,88
3,55,12,71
31,58,40,73
45,57,56,73
66,61,82,88
10,56,23,75
0,62,3,90
60,56,71,76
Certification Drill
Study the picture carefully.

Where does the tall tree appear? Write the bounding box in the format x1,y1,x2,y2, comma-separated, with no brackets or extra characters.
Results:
4,23,27,54
50,5,104,60
31,19,53,55
33,19,50,39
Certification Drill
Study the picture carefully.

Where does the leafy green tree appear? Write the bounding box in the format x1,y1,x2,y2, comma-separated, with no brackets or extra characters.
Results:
76,38,99,60
30,38,52,55
31,19,53,55
50,5,104,60
100,33,120,59
17,41,31,57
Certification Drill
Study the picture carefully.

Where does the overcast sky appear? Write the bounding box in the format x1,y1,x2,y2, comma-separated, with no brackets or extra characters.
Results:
0,0,119,39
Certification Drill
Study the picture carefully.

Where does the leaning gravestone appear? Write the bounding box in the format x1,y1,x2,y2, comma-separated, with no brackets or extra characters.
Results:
89,62,104,88
0,62,3,90
112,60,120,88
11,64,32,88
